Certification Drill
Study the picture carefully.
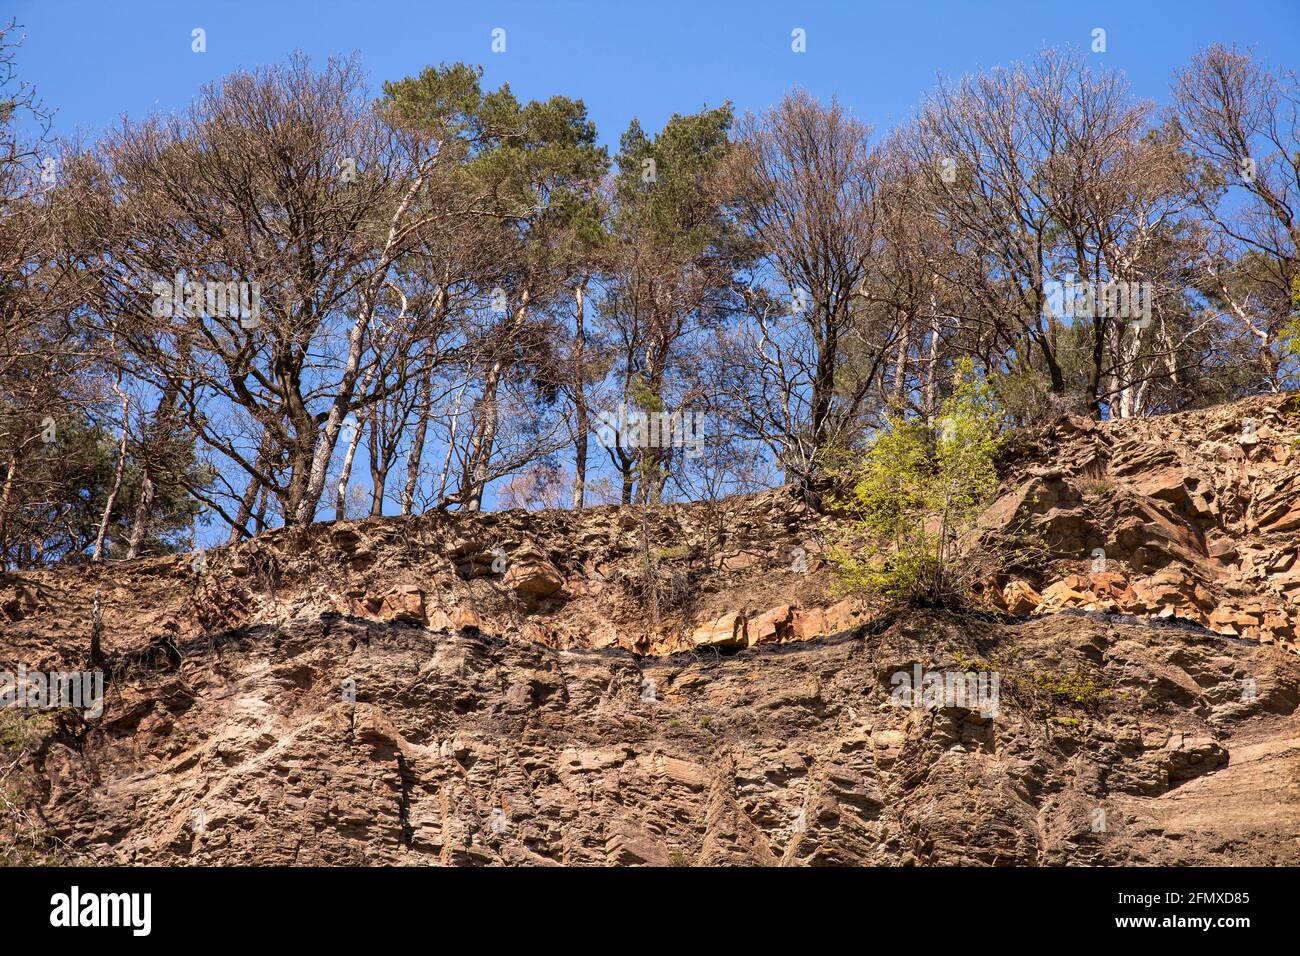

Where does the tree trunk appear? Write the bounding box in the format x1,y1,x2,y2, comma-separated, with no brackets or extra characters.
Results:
571,279,589,510
368,410,391,518
0,448,19,567
93,389,131,563
810,306,840,449
335,416,365,521
400,367,432,515
621,465,634,506
1087,314,1106,420
225,472,260,546
400,285,444,515
891,314,911,411
923,297,942,421
463,290,530,511
126,465,155,559
254,483,270,534
226,436,270,545
463,359,503,512
437,381,469,505
293,170,431,526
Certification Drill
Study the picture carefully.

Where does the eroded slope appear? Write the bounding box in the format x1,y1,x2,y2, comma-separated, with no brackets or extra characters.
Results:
3,393,1300,865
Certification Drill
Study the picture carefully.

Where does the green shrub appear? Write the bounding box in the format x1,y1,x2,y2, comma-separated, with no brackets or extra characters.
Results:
651,544,691,562
1022,669,1108,706
989,366,1055,427
829,360,1003,605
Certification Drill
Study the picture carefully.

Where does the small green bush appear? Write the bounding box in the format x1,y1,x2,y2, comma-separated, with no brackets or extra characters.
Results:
1023,670,1108,706
651,544,691,562
829,360,1003,605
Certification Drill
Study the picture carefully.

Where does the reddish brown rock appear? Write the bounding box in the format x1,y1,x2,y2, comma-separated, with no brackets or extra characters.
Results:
377,584,426,624
691,611,746,648
748,604,793,645
997,579,1040,615
504,549,567,598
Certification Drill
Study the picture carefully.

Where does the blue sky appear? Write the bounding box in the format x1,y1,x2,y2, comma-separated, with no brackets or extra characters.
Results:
11,0,1300,151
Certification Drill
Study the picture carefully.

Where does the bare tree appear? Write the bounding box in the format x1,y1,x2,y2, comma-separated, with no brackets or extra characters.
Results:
74,55,472,530
1173,43,1300,391
722,91,893,489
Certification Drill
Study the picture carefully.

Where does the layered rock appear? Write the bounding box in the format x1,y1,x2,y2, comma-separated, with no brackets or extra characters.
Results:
3,485,855,662
9,608,1299,865
982,394,1300,650
5,392,1300,866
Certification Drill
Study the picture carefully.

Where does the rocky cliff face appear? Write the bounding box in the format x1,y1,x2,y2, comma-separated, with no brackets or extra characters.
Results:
2,395,1299,865
983,392,1300,650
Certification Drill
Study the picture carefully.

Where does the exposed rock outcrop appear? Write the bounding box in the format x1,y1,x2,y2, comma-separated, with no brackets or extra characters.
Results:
3,393,1300,865
8,609,1299,865
982,393,1300,650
